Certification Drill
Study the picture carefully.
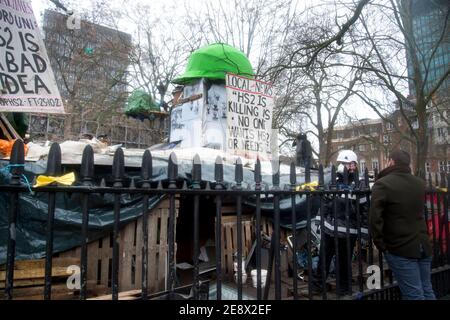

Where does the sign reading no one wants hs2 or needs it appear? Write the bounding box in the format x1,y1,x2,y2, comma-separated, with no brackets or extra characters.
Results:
226,73,274,159
0,0,65,114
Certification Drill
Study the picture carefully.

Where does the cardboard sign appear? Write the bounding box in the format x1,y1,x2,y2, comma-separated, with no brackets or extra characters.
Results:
169,80,203,148
0,0,65,113
225,73,274,159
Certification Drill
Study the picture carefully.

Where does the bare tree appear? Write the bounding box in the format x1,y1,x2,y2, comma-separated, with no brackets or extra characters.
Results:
42,5,132,139
339,0,450,175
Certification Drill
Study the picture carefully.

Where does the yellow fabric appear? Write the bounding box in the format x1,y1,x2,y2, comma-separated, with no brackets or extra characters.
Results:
437,187,448,192
295,181,319,191
34,172,76,188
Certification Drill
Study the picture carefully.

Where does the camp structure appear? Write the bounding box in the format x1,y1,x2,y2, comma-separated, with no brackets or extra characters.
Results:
0,43,318,300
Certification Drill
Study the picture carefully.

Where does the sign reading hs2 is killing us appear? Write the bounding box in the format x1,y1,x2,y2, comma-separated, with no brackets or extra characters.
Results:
0,0,64,113
226,73,274,159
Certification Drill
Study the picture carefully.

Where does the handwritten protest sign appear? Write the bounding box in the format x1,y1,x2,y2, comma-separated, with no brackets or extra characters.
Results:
226,73,274,159
0,0,64,113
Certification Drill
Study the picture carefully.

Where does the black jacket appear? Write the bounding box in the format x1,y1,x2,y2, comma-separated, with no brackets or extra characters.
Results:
369,165,432,258
319,172,369,238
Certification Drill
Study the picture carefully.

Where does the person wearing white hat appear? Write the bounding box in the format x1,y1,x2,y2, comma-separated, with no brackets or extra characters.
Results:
311,149,368,296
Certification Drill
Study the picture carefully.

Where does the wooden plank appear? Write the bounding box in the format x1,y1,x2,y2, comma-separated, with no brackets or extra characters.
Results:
0,115,13,140
135,216,143,291
0,113,20,140
88,289,142,300
147,209,159,292
101,234,111,288
120,221,135,291
87,240,99,290
0,258,79,284
157,211,168,292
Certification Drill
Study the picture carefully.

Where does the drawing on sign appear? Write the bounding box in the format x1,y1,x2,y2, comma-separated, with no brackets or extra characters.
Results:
0,0,65,113
226,73,274,159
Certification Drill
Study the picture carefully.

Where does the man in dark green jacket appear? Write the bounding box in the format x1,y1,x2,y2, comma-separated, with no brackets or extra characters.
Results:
369,149,435,300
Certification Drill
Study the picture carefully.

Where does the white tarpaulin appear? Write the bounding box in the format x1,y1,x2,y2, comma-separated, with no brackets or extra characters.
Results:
0,0,65,113
169,81,203,148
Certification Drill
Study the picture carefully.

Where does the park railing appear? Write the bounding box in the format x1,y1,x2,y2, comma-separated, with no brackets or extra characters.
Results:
1,140,449,300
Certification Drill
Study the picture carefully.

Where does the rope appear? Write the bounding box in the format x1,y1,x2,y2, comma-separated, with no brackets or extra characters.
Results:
0,164,34,195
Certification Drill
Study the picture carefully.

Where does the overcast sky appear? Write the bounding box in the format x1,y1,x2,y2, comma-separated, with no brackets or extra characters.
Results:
30,0,380,121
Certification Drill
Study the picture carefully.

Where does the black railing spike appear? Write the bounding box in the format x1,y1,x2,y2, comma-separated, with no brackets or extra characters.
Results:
112,148,124,187
157,180,163,190
354,167,360,188
440,172,446,188
331,165,337,188
343,165,349,185
359,180,366,189
235,158,243,185
182,180,188,190
192,154,202,183
428,173,433,188
9,139,25,185
255,158,262,185
80,145,94,186
272,160,280,187
290,162,296,186
141,150,153,184
168,153,178,181
100,178,106,188
305,163,311,183
435,172,439,187
318,164,324,187
447,173,450,190
129,177,136,189
46,143,62,176
205,181,211,190
215,156,223,183
374,168,378,180
364,168,370,187
247,183,252,191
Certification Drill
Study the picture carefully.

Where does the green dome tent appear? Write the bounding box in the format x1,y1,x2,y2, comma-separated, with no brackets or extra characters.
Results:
125,90,159,117
172,43,254,85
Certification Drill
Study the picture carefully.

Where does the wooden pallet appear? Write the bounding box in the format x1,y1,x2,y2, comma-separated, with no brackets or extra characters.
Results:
0,257,79,289
58,198,179,296
217,214,254,280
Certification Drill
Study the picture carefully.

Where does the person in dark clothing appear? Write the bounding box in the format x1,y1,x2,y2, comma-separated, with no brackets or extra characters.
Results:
292,133,312,168
369,149,435,300
311,149,368,296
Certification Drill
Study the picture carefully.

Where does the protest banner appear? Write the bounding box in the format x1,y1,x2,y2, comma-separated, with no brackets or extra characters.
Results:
226,73,274,159
0,0,64,113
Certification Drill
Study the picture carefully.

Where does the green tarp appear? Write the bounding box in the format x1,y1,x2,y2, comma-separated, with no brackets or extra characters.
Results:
125,90,159,116
173,43,254,85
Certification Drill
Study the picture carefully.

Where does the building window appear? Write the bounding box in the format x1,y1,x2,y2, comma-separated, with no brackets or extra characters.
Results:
360,160,366,173
372,159,379,171
439,161,450,172
359,144,365,152
383,135,391,144
437,127,446,137
386,122,394,130
426,162,431,174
